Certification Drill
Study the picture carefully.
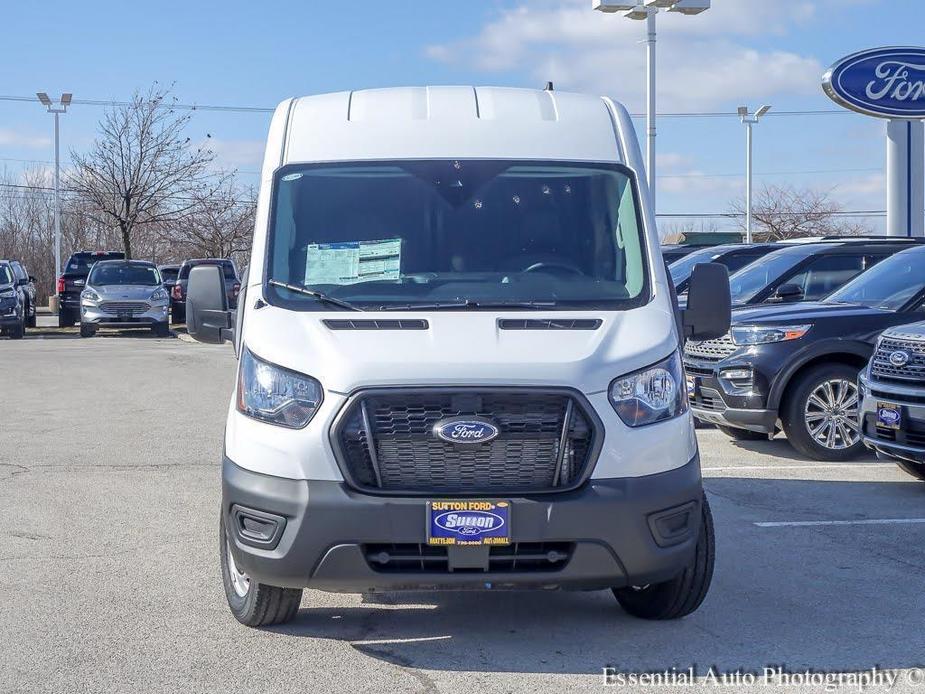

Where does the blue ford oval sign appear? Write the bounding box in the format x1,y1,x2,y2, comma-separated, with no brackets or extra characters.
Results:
433,510,505,535
433,418,499,444
823,46,925,118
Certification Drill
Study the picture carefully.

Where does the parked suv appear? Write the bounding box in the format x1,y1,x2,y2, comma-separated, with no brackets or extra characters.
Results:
171,259,239,324
726,239,924,308
57,251,125,327
685,245,925,460
860,321,925,482
0,262,26,339
158,264,180,292
6,261,37,327
79,260,170,337
668,243,776,294
182,87,733,627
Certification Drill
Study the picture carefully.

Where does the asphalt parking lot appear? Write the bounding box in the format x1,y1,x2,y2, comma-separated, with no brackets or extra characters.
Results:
2,330,924,693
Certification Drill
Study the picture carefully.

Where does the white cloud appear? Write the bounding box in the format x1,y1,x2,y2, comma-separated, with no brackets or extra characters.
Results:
427,0,824,111
0,128,52,149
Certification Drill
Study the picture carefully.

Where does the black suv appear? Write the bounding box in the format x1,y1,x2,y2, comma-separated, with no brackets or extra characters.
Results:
684,245,925,461
661,244,712,265
57,251,125,327
668,243,777,293
726,238,924,307
171,259,239,324
5,260,37,327
0,261,27,339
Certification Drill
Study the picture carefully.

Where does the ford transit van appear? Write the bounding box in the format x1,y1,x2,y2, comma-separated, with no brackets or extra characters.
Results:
185,86,731,626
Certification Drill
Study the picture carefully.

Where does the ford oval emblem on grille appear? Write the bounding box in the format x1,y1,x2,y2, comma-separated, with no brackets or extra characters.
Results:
889,350,911,367
433,418,499,444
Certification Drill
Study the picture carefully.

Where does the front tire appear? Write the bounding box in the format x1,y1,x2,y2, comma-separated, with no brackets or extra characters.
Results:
220,514,303,627
9,316,24,340
153,321,170,338
781,364,863,461
79,323,96,338
716,424,767,441
897,460,925,481
613,493,715,620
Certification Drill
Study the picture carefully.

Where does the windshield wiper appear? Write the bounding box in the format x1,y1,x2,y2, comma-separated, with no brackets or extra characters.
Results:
267,279,363,312
379,299,558,311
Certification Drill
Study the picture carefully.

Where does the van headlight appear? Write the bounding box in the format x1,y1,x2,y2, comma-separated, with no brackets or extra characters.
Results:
731,324,811,346
237,348,323,428
609,351,687,427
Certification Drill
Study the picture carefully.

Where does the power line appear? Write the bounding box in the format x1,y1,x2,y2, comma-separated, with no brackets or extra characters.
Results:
0,93,850,119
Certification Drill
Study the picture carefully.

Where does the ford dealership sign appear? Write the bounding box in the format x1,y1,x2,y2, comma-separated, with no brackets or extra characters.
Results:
823,47,925,118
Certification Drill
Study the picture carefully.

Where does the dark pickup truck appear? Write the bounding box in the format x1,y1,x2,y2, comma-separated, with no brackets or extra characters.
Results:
57,251,125,327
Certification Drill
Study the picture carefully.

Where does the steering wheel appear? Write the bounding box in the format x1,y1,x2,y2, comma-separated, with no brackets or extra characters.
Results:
522,261,584,276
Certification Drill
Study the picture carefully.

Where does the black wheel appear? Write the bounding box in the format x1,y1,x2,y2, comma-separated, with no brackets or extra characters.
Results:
58,309,75,328
897,460,925,481
781,363,863,461
79,323,96,338
716,424,767,441
220,513,302,627
171,304,185,325
613,493,715,620
9,317,24,340
153,322,170,338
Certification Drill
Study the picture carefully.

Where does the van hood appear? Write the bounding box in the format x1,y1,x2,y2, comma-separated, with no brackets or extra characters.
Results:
242,304,678,395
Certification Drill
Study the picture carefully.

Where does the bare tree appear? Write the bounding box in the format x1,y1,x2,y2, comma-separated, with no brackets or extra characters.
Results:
167,177,256,268
68,84,219,259
729,184,871,241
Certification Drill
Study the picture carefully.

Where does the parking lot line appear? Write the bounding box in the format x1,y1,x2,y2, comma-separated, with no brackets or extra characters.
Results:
754,518,925,528
702,463,891,472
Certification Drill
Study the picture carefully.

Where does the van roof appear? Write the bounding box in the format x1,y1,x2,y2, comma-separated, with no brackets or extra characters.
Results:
281,87,627,165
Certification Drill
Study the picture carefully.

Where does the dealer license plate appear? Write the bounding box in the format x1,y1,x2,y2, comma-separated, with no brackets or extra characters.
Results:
427,500,511,546
877,401,902,430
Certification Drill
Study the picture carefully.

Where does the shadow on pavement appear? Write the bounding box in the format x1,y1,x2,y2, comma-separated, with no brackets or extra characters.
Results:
268,477,925,676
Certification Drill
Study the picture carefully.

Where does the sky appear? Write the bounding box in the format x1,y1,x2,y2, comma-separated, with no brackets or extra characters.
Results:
0,0,920,232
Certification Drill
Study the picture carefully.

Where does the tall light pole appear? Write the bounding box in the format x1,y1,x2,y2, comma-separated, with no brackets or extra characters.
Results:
738,105,771,244
593,0,710,212
36,91,72,287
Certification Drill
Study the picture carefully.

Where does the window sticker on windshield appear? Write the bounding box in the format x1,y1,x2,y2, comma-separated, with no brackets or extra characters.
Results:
304,238,401,285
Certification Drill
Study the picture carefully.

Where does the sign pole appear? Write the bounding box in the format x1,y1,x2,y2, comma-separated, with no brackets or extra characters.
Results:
886,119,924,237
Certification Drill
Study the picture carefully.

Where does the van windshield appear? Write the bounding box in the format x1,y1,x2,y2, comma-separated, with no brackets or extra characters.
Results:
266,160,649,311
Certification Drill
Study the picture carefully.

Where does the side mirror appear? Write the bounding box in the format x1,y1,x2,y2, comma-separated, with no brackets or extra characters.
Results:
187,265,233,344
28,275,36,283
682,262,730,342
770,283,803,303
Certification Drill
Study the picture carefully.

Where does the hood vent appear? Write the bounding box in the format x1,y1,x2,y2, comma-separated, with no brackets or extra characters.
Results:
323,319,429,331
498,319,602,331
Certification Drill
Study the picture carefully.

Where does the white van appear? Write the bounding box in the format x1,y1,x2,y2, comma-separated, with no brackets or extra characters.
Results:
185,86,731,626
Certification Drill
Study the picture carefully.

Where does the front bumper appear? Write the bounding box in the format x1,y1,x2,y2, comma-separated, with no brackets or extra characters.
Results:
222,453,704,592
684,358,777,433
81,303,169,327
860,373,925,464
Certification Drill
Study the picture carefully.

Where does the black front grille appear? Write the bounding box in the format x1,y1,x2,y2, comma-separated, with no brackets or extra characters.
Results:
364,542,574,573
871,336,925,382
691,387,726,412
333,389,599,494
864,413,925,448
